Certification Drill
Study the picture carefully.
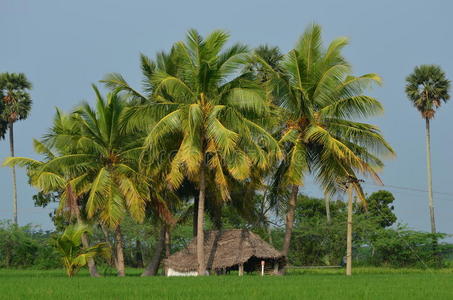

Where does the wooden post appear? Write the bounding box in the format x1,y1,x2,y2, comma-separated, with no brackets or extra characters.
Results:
273,262,279,275
346,183,353,276
261,260,265,276
238,264,244,276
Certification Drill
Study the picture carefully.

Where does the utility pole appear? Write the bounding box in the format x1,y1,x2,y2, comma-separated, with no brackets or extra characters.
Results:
343,176,363,276
346,183,353,276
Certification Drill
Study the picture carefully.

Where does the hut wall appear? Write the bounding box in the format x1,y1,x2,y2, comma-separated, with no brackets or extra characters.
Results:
167,268,209,277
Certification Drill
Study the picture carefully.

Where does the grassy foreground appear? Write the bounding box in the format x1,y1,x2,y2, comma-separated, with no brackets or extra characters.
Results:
1,268,453,300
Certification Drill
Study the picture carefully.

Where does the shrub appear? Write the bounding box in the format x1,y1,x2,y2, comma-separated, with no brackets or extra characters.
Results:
0,221,60,269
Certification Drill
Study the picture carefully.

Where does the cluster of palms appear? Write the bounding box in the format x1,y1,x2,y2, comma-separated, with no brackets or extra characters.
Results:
4,24,400,276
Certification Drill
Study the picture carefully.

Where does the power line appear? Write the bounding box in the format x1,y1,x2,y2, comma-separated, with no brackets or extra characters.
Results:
362,181,453,197
303,177,453,199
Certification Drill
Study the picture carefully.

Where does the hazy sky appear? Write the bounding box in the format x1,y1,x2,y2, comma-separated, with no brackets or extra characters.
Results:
1,0,453,235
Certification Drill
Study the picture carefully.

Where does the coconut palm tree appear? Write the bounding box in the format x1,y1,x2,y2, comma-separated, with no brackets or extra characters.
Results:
67,87,153,276
0,73,32,225
3,109,107,277
257,24,394,259
104,30,280,275
20,86,152,276
405,65,450,234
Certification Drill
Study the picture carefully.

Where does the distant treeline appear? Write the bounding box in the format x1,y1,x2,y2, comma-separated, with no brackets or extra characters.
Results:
1,192,451,270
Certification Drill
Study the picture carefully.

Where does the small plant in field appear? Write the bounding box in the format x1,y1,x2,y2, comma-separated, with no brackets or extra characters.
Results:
54,224,110,277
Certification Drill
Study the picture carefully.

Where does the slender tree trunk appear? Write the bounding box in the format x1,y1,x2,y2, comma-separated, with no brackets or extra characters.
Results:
75,212,100,277
81,232,101,277
425,118,436,234
282,185,299,258
141,225,166,276
193,195,199,237
9,123,18,225
425,118,441,265
265,204,273,244
100,224,116,268
267,225,273,244
135,239,143,268
5,247,11,268
346,184,353,276
197,164,206,275
101,225,109,242
325,192,331,225
115,225,126,277
165,226,171,258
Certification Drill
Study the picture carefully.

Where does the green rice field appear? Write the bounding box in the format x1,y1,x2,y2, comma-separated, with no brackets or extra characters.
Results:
1,268,452,299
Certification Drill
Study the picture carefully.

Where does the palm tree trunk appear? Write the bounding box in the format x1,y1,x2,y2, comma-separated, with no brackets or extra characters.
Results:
197,163,206,275
115,225,126,277
165,226,171,258
81,232,101,277
325,192,331,225
282,185,299,258
265,205,273,244
74,212,100,277
135,239,143,268
193,195,199,237
100,224,116,268
425,118,436,234
141,225,165,276
267,225,273,244
346,184,353,276
9,122,18,225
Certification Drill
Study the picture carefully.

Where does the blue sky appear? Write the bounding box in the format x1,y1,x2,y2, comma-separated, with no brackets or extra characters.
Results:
1,0,453,234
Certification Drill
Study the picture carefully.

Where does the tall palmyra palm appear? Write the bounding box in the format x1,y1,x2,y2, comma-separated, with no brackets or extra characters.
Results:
0,72,32,225
405,65,450,234
258,24,394,258
104,29,280,275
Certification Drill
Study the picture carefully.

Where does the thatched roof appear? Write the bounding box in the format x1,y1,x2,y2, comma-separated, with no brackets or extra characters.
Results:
165,229,284,272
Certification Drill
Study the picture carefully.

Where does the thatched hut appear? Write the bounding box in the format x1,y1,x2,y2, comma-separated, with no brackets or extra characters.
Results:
165,229,285,276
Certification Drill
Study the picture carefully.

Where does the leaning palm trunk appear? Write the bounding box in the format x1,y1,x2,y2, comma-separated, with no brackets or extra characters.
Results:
165,226,171,258
9,123,18,225
74,205,100,277
81,232,101,277
425,118,436,234
197,164,206,275
114,225,126,277
282,185,299,260
141,226,166,276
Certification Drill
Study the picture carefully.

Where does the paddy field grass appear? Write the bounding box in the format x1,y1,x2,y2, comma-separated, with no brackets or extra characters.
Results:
1,267,452,299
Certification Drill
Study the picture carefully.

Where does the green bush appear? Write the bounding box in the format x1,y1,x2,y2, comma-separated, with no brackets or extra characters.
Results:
281,195,451,268
0,221,60,269
366,226,449,268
